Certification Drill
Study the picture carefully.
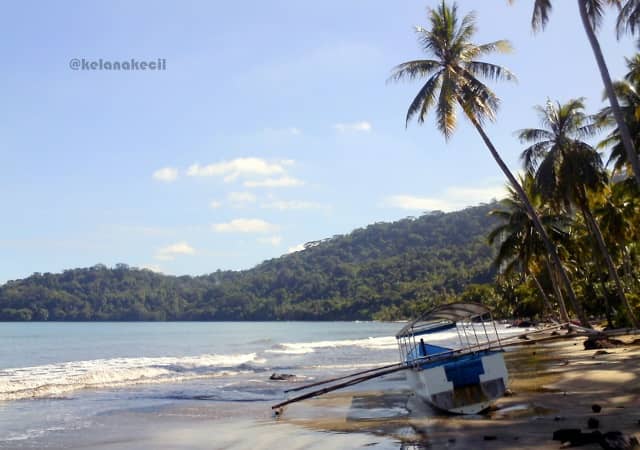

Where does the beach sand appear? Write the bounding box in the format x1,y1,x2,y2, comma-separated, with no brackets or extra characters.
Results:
6,332,639,450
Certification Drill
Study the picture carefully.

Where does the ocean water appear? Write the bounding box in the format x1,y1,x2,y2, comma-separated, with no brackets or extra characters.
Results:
0,321,526,448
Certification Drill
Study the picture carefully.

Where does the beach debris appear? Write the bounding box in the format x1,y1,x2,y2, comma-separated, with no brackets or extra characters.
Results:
593,350,611,358
584,336,625,350
600,431,639,450
588,417,600,429
513,319,535,328
592,404,603,413
270,373,296,381
504,388,515,396
552,429,639,449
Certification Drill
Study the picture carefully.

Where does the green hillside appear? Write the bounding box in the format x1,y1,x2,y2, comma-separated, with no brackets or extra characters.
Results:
0,203,499,321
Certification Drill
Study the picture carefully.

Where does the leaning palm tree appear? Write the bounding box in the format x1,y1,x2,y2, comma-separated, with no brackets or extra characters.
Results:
488,174,570,321
511,0,640,187
389,1,590,326
519,98,639,327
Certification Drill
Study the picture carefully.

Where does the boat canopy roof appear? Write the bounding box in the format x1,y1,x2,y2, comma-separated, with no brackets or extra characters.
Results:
395,302,491,339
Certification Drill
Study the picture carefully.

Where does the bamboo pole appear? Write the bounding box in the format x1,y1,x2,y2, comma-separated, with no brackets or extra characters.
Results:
284,361,404,393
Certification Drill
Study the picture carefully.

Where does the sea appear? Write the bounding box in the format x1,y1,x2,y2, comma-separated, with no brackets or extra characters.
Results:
0,321,527,449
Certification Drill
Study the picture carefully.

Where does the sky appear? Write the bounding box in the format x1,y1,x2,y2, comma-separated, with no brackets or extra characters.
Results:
0,0,636,283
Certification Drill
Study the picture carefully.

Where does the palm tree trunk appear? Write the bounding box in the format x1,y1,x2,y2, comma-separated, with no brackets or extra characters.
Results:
467,116,590,327
544,257,570,322
577,0,640,187
527,268,554,319
580,201,639,328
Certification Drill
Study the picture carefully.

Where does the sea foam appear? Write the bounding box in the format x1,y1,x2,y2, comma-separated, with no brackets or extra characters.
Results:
0,352,260,401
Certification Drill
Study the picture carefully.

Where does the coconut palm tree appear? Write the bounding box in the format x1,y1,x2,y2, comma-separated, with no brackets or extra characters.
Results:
510,0,640,187
389,1,590,326
599,55,640,175
488,174,570,320
519,98,639,327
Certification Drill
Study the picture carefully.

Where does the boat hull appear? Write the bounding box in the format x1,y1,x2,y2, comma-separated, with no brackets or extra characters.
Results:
406,351,508,414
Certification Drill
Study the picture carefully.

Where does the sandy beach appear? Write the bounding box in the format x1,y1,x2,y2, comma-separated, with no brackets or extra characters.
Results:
7,330,638,450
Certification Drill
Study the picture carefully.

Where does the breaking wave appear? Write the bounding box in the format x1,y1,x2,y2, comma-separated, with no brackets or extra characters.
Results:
265,323,534,355
0,353,262,401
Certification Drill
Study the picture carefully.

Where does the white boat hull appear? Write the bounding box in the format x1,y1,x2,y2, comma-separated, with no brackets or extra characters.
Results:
406,351,508,414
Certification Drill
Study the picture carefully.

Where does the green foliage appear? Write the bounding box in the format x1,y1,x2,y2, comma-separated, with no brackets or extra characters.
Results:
0,204,500,321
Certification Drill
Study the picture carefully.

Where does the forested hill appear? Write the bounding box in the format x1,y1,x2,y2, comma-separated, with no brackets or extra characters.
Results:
0,203,499,321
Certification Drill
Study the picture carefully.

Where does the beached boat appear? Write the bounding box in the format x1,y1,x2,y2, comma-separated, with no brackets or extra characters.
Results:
395,302,509,414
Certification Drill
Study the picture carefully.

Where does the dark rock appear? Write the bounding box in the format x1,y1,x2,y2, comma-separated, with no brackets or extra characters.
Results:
594,350,611,358
483,435,497,441
514,319,535,328
601,431,640,450
504,388,515,397
554,416,566,422
519,335,530,340
584,336,625,350
551,331,560,336
448,438,456,443
552,429,602,446
269,373,296,381
592,404,602,413
588,417,600,429
553,429,582,442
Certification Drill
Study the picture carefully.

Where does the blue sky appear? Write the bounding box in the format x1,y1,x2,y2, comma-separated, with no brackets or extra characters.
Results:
0,0,635,283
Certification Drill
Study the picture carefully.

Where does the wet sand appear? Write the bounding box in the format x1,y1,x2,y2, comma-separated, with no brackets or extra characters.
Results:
6,333,639,449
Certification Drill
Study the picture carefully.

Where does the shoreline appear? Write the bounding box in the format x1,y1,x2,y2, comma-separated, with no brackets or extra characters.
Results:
2,330,638,449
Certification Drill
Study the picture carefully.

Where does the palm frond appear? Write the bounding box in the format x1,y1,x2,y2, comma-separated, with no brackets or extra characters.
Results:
517,128,554,143
388,59,441,83
466,61,517,83
405,72,442,126
474,40,514,56
437,71,458,139
617,0,639,37
532,0,553,30
520,140,551,172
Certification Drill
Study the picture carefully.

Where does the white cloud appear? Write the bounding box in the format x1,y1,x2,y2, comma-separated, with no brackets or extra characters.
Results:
186,157,287,182
228,191,257,206
258,235,282,246
212,218,279,233
244,176,304,188
156,241,196,261
384,185,506,213
333,121,372,133
261,200,324,210
210,200,222,209
152,167,179,182
287,243,305,253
